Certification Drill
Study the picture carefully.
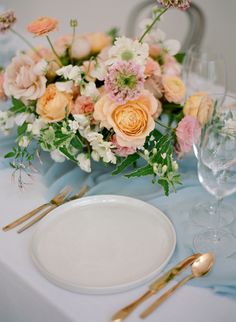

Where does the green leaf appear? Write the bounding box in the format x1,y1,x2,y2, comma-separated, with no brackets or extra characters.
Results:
107,27,119,43
59,147,77,162
112,153,139,175
158,178,169,196
71,135,84,150
17,122,28,136
4,151,15,158
54,134,72,147
10,97,27,113
175,52,185,64
125,164,153,178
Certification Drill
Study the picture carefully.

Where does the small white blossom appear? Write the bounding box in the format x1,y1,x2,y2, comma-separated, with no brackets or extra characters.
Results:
0,111,15,134
144,149,149,156
27,119,46,136
77,153,91,172
108,36,149,67
15,113,31,126
50,150,66,163
90,63,107,81
68,120,80,133
145,28,181,55
172,160,178,171
80,82,100,101
73,114,90,129
56,65,82,84
55,80,73,93
18,136,30,148
91,150,100,162
162,165,168,174
161,153,167,159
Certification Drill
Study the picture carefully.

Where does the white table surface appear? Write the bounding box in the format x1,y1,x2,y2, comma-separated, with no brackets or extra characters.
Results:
0,168,236,322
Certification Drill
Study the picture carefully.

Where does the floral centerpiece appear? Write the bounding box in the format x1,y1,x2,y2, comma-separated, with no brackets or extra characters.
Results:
0,0,200,195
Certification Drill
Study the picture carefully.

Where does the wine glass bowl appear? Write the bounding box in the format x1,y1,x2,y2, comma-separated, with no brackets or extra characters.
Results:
193,114,236,257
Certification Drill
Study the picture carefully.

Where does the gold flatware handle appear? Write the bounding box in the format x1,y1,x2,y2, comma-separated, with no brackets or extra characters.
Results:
2,203,50,231
17,204,58,233
110,253,201,322
17,185,89,233
149,253,200,291
140,275,193,319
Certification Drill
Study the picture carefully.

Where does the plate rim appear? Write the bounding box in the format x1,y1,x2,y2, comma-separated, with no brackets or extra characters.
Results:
31,194,176,294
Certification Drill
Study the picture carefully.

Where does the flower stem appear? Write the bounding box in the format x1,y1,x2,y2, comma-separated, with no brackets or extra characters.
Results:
155,119,173,130
10,28,42,58
139,7,168,43
46,35,63,66
69,25,76,64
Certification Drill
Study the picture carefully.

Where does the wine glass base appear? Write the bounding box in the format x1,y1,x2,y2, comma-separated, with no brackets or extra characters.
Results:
193,229,236,258
189,201,234,228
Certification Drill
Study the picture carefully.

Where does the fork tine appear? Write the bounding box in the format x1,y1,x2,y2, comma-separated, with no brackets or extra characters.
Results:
2,186,72,232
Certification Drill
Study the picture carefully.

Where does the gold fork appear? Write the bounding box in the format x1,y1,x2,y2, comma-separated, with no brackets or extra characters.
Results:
2,186,72,232
17,185,90,233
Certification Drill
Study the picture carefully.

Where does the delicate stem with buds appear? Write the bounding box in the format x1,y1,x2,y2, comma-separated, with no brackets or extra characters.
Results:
10,28,42,58
139,7,168,43
46,35,63,66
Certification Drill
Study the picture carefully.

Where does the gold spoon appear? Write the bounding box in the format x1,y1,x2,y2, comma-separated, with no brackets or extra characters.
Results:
140,252,215,319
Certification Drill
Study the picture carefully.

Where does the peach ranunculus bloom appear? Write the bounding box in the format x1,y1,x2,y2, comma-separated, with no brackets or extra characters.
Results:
0,72,7,100
183,91,214,126
93,89,158,148
72,95,94,115
27,16,58,36
85,32,112,54
3,53,47,101
162,54,181,77
144,74,163,99
162,75,186,104
36,84,73,122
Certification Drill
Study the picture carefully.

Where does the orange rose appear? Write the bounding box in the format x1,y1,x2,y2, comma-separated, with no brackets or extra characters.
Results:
36,84,73,122
184,92,214,126
86,32,112,54
27,17,58,36
94,90,158,148
162,75,186,104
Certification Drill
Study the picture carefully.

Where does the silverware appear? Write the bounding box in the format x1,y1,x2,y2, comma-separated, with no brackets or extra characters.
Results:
110,253,201,322
17,185,89,233
140,253,215,319
2,186,72,232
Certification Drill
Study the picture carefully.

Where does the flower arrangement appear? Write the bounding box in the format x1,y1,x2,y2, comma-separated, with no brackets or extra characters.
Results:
0,0,201,195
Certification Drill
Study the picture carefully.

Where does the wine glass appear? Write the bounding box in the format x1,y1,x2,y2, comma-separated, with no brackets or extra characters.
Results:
182,46,227,104
183,47,232,227
190,95,236,227
193,115,236,257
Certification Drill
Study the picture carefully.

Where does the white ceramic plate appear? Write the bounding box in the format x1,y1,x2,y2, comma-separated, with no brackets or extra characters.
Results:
31,195,176,294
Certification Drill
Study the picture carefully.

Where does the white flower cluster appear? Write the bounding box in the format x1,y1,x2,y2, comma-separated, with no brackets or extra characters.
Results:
0,110,15,135
56,65,82,84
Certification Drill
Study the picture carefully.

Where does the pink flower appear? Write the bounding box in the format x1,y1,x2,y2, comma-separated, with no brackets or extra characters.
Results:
162,54,181,77
72,95,94,115
54,35,91,59
157,0,191,10
144,57,161,77
176,115,200,154
0,72,7,100
111,135,136,157
27,16,58,36
105,61,144,103
3,53,47,101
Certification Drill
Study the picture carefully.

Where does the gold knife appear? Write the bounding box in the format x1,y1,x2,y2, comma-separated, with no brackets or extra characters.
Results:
111,253,201,322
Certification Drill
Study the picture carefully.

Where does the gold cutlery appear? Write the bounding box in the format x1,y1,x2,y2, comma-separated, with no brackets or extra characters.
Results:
2,186,72,232
111,253,201,322
17,185,90,233
140,252,215,319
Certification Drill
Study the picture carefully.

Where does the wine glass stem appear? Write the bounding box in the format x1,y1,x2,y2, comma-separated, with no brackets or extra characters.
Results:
211,198,223,240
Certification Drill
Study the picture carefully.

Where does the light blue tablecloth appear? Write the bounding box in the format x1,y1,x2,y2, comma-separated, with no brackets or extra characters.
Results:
0,137,236,300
